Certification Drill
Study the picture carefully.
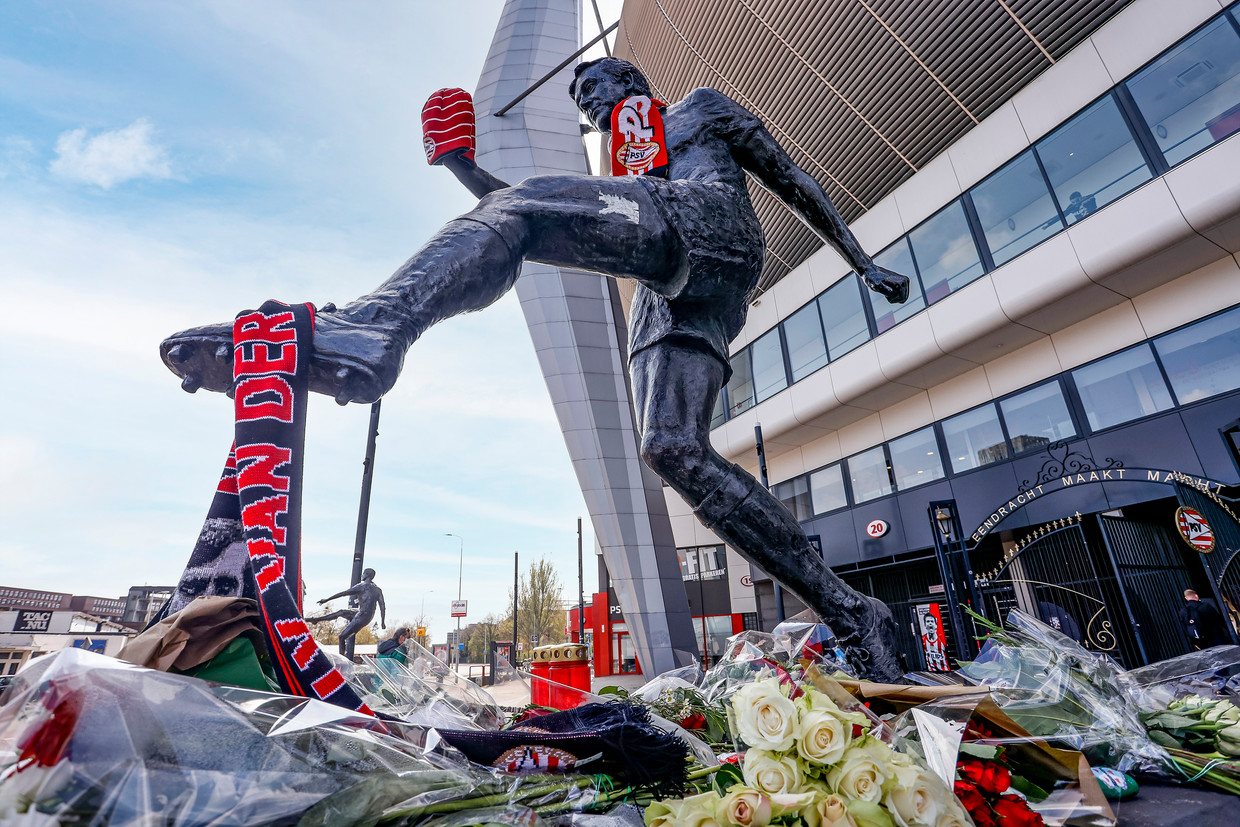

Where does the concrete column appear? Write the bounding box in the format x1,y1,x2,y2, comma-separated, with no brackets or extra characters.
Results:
471,0,698,674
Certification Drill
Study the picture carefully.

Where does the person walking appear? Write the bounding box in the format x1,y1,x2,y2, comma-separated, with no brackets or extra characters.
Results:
1179,589,1228,650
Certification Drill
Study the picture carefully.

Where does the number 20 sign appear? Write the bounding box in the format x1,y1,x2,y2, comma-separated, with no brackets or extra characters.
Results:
865,519,889,538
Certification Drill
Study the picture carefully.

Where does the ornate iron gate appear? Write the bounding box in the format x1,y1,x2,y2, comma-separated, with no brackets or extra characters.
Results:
1174,482,1240,639
1098,515,1195,663
975,517,1141,666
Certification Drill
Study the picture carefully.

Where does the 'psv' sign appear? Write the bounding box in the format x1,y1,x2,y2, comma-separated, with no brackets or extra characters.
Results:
1176,506,1215,552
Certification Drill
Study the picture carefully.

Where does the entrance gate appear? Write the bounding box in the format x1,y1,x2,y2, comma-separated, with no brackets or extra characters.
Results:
977,518,1142,665
1174,482,1240,638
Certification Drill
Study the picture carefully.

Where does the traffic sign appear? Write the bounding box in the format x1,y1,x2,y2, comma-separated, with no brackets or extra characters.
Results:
416,626,427,636
451,600,468,617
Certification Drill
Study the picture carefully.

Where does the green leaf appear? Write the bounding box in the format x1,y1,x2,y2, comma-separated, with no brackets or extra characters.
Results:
1009,774,1050,803
1148,730,1183,749
958,742,999,761
596,685,627,696
712,764,744,796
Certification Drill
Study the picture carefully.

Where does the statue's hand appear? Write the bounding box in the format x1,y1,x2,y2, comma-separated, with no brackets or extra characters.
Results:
859,264,910,305
317,598,327,605
422,88,476,165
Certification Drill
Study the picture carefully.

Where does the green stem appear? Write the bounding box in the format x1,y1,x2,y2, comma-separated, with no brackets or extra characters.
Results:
381,778,596,822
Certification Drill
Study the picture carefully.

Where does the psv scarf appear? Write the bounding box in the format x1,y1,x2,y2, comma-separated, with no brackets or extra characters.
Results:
609,95,668,178
173,301,372,714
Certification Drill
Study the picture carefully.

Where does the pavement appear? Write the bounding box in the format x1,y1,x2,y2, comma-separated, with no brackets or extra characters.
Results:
1108,783,1239,825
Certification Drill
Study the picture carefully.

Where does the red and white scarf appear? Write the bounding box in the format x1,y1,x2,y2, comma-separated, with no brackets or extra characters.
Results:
609,95,668,178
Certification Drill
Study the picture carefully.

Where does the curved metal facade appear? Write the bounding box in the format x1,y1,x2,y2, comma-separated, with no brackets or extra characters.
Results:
615,0,1132,291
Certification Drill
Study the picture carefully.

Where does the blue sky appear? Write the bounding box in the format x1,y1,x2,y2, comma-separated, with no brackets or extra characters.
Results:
0,1,618,641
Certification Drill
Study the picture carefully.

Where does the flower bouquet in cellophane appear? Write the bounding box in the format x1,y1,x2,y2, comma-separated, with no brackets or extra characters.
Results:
645,666,972,827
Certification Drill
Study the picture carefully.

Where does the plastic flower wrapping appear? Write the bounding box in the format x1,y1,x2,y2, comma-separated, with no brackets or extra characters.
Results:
0,648,700,826
952,610,1170,777
645,667,972,827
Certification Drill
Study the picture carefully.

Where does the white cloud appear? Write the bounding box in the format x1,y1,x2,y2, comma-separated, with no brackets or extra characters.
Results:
50,118,173,188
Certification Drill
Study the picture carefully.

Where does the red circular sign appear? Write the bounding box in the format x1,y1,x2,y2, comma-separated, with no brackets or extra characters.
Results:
866,519,890,538
1176,506,1215,552
740,575,753,587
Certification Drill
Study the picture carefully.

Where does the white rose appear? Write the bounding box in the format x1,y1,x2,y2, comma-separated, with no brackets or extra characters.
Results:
644,799,685,827
934,804,970,827
827,742,893,804
732,680,798,751
797,707,849,766
719,786,773,827
742,749,804,795
884,766,944,827
677,793,724,827
809,793,859,827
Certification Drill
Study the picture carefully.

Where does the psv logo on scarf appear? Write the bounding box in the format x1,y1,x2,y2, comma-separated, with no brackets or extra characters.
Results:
609,95,668,178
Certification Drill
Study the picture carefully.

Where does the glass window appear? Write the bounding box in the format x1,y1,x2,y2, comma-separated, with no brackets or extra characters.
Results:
971,150,1064,266
1154,305,1240,404
783,302,829,381
889,427,945,489
1072,345,1175,431
772,475,812,521
711,392,726,428
847,446,893,503
908,201,985,301
819,278,871,359
869,239,925,333
942,404,1008,473
1000,382,1076,450
809,464,848,514
726,350,755,417
751,329,788,403
1127,17,1240,167
1036,96,1153,225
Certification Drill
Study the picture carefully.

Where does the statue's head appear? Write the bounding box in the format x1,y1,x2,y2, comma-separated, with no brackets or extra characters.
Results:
362,567,375,581
569,57,653,131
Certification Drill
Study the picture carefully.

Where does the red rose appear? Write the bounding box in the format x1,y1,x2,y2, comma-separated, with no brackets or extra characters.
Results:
966,720,995,741
972,806,999,827
958,758,985,785
992,794,1044,827
679,712,707,730
954,780,986,813
978,762,1012,795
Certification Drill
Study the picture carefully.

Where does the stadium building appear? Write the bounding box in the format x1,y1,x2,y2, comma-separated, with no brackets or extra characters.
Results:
480,0,1240,674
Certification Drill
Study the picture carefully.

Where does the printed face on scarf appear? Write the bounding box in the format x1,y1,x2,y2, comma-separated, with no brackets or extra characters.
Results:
168,539,251,613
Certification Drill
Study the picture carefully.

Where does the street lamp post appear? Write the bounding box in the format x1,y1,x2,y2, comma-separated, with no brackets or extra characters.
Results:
445,533,464,672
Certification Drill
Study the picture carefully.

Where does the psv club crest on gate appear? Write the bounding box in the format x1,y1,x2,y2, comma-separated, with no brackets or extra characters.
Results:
1176,506,1215,552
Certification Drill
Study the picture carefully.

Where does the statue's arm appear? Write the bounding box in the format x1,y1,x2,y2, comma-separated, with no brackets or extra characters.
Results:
441,152,510,199
729,102,908,303
423,87,511,200
377,589,387,629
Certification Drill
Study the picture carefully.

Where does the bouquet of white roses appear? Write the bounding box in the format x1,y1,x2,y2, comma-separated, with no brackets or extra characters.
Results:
646,673,972,827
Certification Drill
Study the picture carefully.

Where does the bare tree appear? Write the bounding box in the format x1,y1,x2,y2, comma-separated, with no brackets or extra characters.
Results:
465,613,503,662
519,557,565,649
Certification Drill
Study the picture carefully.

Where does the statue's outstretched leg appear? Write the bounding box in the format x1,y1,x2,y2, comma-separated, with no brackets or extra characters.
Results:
337,612,370,655
161,176,679,404
632,344,902,682
304,608,355,624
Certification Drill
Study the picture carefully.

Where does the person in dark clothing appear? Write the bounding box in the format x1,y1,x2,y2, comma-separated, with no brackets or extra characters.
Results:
377,627,410,664
1179,589,1228,649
